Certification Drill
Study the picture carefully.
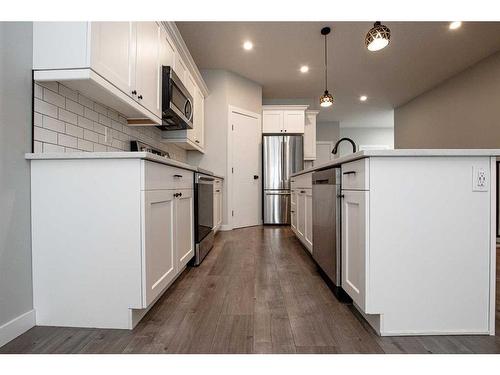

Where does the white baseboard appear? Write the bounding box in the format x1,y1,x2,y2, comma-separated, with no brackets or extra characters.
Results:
220,224,233,231
0,309,35,348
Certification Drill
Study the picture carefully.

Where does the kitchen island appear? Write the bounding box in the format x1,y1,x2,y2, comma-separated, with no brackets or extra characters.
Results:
291,149,498,336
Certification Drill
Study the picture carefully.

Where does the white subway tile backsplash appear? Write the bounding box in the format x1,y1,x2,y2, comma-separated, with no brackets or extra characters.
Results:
34,126,58,144
66,98,84,116
83,107,99,122
78,138,94,152
43,143,65,152
78,115,94,130
33,82,186,162
43,116,65,133
35,98,58,118
66,123,84,138
83,129,99,143
58,133,78,148
78,94,93,109
58,108,78,125
43,88,65,107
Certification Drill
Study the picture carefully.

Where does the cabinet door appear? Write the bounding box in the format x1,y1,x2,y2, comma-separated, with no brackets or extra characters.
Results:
304,112,317,160
135,22,161,117
291,190,297,232
283,110,305,134
304,189,313,252
142,190,175,307
213,190,220,231
173,52,187,85
262,111,283,133
297,190,306,239
217,190,223,228
91,22,136,97
342,190,369,311
193,88,204,148
175,189,194,269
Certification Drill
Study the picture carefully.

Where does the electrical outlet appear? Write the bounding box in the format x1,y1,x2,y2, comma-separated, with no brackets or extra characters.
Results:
472,166,489,192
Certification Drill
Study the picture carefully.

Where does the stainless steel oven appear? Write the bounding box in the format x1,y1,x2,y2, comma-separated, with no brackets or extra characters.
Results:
158,66,193,131
193,172,214,266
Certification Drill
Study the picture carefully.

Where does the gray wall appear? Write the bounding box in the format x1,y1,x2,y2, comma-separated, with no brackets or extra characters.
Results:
317,121,340,142
0,23,33,327
188,69,262,227
395,51,500,149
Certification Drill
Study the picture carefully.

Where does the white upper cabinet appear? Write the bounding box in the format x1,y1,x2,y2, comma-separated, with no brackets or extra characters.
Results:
262,105,308,134
283,111,305,133
33,21,208,133
193,87,205,148
135,22,161,117
262,111,284,133
304,110,319,160
91,22,137,98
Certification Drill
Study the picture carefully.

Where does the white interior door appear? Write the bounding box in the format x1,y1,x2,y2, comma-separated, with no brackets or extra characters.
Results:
315,141,334,166
231,109,261,229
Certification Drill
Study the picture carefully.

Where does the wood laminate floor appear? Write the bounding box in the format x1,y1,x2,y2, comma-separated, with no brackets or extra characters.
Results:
2,226,500,354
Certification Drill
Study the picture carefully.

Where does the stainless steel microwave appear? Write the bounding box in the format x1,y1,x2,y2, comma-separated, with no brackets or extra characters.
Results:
158,66,193,131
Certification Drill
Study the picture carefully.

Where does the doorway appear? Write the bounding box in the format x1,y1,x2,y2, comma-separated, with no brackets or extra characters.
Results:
228,106,262,229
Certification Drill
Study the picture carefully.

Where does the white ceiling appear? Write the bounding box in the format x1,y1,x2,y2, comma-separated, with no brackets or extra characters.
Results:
177,22,500,127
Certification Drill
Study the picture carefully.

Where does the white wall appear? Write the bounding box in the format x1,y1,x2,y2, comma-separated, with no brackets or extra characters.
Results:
0,22,35,346
188,69,262,228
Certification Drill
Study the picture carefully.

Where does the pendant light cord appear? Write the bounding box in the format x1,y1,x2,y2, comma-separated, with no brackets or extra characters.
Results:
324,34,328,91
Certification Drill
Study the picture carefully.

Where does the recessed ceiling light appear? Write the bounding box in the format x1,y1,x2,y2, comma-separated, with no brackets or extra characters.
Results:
360,95,368,102
243,41,253,50
300,66,309,73
449,21,462,30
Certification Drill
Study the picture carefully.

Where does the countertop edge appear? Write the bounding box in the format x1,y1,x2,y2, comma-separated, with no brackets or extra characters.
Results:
25,152,224,179
291,149,500,177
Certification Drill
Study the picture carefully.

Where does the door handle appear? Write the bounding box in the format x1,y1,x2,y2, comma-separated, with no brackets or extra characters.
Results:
343,171,356,175
254,175,259,179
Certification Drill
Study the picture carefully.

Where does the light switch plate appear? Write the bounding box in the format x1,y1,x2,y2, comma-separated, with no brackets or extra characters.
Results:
472,166,489,192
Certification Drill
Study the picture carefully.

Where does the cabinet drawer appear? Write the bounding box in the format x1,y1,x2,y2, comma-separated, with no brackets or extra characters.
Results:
142,161,194,190
291,172,312,189
341,158,369,190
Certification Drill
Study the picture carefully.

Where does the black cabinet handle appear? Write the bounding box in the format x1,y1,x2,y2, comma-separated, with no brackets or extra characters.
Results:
173,174,183,178
131,90,137,95
253,175,259,179
343,171,356,175
138,94,143,100
337,194,345,198
179,192,182,197
215,189,221,193
195,140,200,143
173,193,179,197
300,190,306,194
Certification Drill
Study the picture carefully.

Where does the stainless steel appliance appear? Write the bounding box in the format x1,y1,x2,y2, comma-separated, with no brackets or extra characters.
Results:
158,66,193,131
312,168,349,300
263,135,303,224
193,171,215,266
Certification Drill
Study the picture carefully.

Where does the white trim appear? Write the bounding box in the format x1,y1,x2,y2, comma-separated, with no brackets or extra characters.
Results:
0,309,35,348
262,105,309,111
489,156,496,335
161,22,209,97
219,224,233,232
227,105,261,230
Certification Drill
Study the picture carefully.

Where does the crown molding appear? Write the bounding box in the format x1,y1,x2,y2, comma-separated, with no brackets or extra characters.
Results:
161,22,209,97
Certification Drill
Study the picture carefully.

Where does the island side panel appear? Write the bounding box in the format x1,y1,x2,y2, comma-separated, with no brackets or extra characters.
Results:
368,156,492,335
31,158,143,329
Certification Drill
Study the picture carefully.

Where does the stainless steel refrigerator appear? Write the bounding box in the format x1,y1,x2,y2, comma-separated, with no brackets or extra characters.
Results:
263,135,304,224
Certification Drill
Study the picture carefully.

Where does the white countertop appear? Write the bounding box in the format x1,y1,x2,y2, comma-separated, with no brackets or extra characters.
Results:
291,149,500,177
25,152,224,179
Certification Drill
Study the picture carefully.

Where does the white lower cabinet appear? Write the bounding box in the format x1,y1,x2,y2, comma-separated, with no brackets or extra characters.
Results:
290,173,313,253
341,189,369,312
176,189,195,269
143,190,176,307
30,157,194,330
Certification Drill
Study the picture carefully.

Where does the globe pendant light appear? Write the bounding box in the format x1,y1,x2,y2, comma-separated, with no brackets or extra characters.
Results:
365,21,391,52
319,27,334,108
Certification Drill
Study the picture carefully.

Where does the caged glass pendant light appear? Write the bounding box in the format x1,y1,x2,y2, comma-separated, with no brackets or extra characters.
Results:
365,21,391,52
319,27,334,108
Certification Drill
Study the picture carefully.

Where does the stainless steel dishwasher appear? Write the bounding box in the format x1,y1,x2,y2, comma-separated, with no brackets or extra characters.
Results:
312,168,349,301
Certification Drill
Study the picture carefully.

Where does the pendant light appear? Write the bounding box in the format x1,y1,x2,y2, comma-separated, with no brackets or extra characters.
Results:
319,27,334,108
365,21,391,52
